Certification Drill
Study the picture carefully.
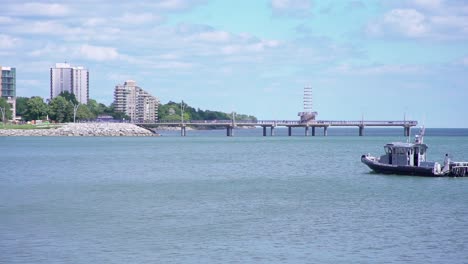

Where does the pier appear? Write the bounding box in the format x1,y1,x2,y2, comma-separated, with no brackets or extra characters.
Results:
138,120,417,137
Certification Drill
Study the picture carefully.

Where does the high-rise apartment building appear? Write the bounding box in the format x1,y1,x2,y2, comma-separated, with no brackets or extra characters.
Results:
114,80,159,123
50,63,89,104
0,66,16,119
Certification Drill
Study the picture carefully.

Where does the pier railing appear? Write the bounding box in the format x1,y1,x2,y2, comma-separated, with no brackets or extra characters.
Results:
137,119,417,137
145,120,417,126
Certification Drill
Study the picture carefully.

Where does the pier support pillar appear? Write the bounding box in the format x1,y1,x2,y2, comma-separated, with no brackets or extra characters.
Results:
324,126,328,136
312,127,316,136
288,126,292,136
404,126,410,137
181,126,186,137
359,125,364,136
262,126,267,136
271,126,275,136
305,126,309,136
226,126,234,137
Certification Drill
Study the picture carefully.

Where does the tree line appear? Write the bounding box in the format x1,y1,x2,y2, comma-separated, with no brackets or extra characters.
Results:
1,91,128,123
1,95,257,123
158,101,257,121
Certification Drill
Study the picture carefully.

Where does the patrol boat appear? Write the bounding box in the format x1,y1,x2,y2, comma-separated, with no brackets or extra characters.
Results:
361,128,468,177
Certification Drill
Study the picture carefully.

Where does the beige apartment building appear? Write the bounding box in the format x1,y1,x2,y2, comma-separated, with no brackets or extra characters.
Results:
114,80,159,123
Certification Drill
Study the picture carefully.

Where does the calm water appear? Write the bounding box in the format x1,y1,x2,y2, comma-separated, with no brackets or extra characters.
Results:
1,128,468,263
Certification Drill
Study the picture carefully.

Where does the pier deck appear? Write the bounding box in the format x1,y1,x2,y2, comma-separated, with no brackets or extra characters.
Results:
137,120,418,136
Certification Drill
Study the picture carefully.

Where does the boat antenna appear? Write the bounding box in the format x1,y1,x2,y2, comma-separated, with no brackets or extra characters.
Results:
414,125,425,144
419,126,425,144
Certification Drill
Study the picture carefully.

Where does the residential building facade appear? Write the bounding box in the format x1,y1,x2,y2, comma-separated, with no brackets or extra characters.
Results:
0,66,16,119
50,63,89,104
114,80,159,123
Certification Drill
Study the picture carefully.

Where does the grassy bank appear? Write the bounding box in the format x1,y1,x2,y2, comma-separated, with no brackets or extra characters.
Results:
0,124,61,130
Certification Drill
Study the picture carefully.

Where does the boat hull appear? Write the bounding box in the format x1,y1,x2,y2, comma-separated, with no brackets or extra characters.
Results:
361,155,439,177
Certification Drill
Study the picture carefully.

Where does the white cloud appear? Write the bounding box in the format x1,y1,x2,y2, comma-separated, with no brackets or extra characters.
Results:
152,0,199,10
158,53,180,60
117,13,164,25
221,40,281,55
461,56,468,66
383,9,429,37
271,0,311,10
195,30,231,42
367,2,468,40
106,73,134,82
0,34,20,49
14,21,76,35
8,2,70,17
270,0,313,17
430,15,468,37
0,16,15,24
79,44,120,61
153,61,194,69
334,63,424,75
28,43,69,57
412,0,442,10
83,18,107,27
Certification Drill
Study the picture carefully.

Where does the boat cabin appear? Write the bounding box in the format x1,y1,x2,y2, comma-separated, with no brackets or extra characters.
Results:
380,142,428,166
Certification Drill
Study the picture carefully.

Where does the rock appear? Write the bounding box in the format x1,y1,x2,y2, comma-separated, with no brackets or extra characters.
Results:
0,123,158,137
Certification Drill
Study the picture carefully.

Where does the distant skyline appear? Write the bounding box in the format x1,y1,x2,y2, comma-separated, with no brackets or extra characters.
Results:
1,0,467,127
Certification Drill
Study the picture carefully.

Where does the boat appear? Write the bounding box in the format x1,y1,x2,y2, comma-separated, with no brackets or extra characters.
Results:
361,128,468,177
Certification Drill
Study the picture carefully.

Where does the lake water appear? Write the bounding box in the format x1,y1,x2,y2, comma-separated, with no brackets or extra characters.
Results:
1,128,468,263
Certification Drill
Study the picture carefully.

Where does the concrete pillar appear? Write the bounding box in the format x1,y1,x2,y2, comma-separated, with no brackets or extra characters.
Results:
288,126,292,136
404,126,410,137
181,126,186,137
359,125,364,136
271,126,275,136
324,126,328,136
312,127,316,136
305,126,309,136
263,126,267,136
227,126,233,137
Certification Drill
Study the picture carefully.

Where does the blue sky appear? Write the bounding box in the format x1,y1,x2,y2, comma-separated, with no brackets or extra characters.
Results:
1,0,467,127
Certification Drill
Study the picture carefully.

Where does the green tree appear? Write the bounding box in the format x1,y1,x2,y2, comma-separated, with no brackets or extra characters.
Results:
0,98,13,123
76,104,94,121
24,97,48,121
58,91,78,105
157,101,256,122
104,103,130,121
159,101,191,121
86,99,100,118
49,96,72,123
15,97,30,118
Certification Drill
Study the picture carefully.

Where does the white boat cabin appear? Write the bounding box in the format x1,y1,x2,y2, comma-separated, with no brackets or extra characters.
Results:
380,142,428,166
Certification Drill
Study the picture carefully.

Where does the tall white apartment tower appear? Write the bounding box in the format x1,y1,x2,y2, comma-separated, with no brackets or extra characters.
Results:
50,63,89,104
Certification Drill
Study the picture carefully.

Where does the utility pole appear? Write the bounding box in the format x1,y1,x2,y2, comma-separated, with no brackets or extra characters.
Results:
180,100,185,124
72,103,80,123
0,106,5,126
232,111,236,127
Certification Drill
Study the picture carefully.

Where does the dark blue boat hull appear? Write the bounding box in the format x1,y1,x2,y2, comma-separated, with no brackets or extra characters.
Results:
361,155,438,177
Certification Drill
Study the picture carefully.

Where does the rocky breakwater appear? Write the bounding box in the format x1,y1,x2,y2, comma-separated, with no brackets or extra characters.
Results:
0,123,158,136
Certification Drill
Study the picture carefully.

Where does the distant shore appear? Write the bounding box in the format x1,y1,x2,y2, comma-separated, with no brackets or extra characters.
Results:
0,123,158,136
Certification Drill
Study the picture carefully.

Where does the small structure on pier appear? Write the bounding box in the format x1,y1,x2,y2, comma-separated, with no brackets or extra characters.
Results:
298,86,318,123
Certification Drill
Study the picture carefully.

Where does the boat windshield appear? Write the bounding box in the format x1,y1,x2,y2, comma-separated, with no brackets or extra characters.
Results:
384,146,392,154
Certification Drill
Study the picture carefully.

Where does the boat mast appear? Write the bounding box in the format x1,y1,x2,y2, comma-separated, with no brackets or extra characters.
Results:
415,126,425,144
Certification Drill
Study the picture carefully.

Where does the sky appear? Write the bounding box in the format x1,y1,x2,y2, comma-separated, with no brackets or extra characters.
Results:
1,0,467,127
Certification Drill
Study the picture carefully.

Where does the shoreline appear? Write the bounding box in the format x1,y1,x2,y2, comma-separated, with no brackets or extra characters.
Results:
0,123,158,137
